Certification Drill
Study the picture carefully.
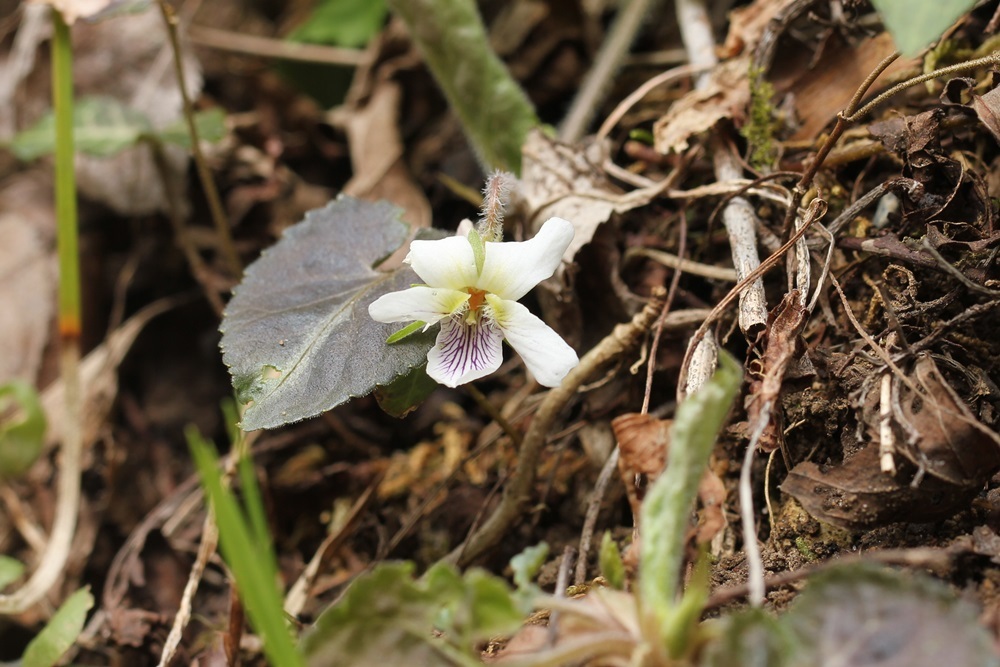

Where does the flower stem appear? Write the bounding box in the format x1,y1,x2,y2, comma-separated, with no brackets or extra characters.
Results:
0,8,82,613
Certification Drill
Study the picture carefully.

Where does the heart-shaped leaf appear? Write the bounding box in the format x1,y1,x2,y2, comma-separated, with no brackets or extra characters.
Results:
10,96,151,160
871,0,976,55
302,561,522,667
786,564,997,667
220,196,436,431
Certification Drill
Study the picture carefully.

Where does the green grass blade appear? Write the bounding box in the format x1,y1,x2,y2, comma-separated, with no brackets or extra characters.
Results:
638,352,741,650
187,427,304,667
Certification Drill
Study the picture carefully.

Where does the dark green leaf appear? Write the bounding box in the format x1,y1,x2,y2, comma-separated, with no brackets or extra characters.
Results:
0,380,47,479
698,608,798,667
220,196,438,431
156,108,228,149
289,0,387,47
785,564,998,667
374,364,438,417
10,96,151,160
302,561,521,667
386,0,539,174
870,0,977,55
21,587,93,667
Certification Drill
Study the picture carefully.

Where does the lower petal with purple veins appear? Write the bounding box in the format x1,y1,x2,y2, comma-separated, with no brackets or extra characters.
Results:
426,312,503,387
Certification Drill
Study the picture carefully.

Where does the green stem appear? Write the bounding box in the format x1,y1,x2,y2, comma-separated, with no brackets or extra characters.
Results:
0,8,83,614
54,11,80,335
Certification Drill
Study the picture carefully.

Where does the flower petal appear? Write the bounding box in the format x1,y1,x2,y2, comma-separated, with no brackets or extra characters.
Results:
406,235,479,290
426,314,503,387
487,295,578,387
476,217,574,300
369,286,469,326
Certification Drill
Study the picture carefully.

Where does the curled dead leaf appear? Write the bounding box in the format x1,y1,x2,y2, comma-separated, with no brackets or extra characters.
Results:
652,57,750,155
519,129,632,265
611,412,727,544
892,355,1000,487
745,289,809,453
782,444,979,529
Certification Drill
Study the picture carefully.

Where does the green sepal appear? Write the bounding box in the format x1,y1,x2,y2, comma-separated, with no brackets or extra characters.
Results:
386,321,427,344
467,228,486,275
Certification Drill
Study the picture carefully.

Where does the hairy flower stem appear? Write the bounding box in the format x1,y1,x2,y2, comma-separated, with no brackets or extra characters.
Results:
477,170,512,242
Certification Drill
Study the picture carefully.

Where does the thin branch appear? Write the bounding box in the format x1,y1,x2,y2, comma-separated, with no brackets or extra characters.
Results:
467,384,523,447
157,1,242,278
560,0,663,142
642,211,687,414
187,25,366,66
678,199,827,400
741,404,770,607
574,447,620,586
846,51,1000,122
157,512,219,666
624,248,738,282
150,141,226,316
596,62,709,141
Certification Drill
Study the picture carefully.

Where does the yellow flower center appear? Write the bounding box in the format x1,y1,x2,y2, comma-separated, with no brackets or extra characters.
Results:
466,287,487,311
464,287,488,325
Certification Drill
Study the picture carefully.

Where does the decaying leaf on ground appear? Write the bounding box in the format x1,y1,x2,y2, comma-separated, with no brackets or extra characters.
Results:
744,289,809,455
611,412,728,549
652,57,751,155
0,175,56,385
519,129,641,265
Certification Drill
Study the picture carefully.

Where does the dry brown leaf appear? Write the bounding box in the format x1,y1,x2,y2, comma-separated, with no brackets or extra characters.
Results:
3,9,201,216
520,129,647,265
652,57,750,155
332,80,431,232
0,174,56,384
894,355,1000,487
782,443,978,529
694,467,727,545
775,33,917,141
491,588,639,664
74,9,201,216
612,412,727,543
613,412,670,478
746,289,808,453
720,0,800,59
940,75,1000,144
42,299,175,451
972,86,1000,143
377,419,471,500
612,412,669,519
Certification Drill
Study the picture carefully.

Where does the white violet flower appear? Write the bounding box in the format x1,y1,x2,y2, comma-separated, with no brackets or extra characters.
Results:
369,217,580,388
